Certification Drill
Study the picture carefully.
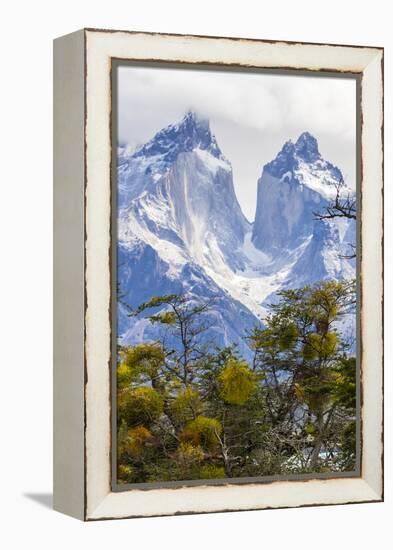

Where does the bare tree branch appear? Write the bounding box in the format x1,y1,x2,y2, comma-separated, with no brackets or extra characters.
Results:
314,180,356,222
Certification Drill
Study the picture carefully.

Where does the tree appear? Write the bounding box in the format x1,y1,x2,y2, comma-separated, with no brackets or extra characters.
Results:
130,293,214,385
314,180,356,221
116,283,357,483
248,280,356,473
314,178,357,259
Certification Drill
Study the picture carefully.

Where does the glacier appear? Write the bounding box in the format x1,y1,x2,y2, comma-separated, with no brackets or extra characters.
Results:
117,111,356,359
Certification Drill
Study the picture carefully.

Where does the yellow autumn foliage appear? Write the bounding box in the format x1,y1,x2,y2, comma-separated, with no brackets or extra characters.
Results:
150,311,177,325
118,386,164,427
119,343,165,385
125,426,153,457
117,464,134,483
180,416,222,450
176,442,205,463
117,362,133,390
199,465,225,479
218,358,257,405
303,331,338,360
170,387,201,423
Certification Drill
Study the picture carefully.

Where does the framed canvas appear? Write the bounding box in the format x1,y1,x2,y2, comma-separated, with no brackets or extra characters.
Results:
53,28,384,521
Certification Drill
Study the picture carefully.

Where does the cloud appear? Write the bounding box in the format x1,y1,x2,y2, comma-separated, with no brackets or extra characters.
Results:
117,64,356,220
118,65,356,144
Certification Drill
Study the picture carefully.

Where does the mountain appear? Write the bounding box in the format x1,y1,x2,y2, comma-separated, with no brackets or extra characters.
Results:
117,111,258,359
252,132,355,295
117,115,356,359
253,132,344,252
118,111,249,266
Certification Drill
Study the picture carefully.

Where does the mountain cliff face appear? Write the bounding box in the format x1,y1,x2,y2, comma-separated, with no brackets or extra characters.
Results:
252,132,355,294
253,132,343,252
117,114,356,358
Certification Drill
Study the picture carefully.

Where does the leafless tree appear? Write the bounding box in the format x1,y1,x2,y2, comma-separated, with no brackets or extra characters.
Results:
314,179,357,259
314,179,356,222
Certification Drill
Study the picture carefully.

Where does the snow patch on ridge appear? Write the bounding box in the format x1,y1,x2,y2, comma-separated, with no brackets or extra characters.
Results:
194,147,231,174
295,159,347,200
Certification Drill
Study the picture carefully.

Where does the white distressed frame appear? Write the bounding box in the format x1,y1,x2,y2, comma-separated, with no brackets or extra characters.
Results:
54,29,383,521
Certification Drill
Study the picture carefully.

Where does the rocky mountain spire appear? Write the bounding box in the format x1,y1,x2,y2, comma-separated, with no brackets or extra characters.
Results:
133,110,223,162
252,132,348,252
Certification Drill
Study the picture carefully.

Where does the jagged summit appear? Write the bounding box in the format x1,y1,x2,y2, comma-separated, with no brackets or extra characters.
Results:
264,139,298,177
133,110,223,163
252,132,351,254
117,111,232,209
264,131,321,177
295,131,320,162
264,131,342,185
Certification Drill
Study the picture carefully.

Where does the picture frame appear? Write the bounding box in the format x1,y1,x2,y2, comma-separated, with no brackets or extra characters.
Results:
53,28,383,521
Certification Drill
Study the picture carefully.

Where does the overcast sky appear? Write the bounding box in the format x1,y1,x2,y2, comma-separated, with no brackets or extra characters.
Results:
117,64,357,221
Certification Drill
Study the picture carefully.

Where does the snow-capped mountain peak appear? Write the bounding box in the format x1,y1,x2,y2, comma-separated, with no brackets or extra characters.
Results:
117,111,232,207
133,110,223,163
294,131,320,162
265,131,341,180
262,132,349,205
